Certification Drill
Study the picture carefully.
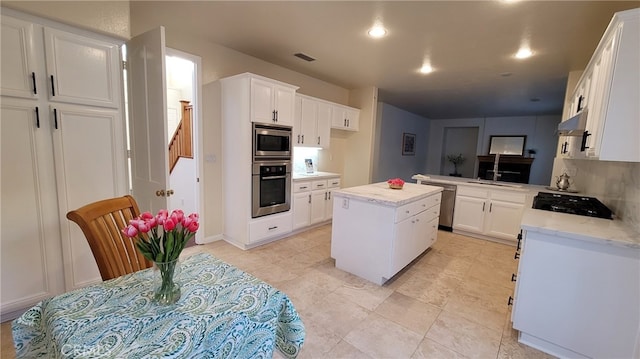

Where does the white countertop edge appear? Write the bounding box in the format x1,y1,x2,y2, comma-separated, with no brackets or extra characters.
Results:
411,174,535,193
292,172,340,181
521,208,640,249
332,182,443,207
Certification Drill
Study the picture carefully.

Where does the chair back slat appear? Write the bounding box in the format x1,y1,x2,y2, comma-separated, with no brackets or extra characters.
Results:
67,195,153,281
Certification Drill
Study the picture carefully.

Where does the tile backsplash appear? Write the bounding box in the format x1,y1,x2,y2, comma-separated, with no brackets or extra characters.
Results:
554,159,640,232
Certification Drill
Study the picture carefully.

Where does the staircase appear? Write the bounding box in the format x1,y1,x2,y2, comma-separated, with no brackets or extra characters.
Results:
169,100,193,173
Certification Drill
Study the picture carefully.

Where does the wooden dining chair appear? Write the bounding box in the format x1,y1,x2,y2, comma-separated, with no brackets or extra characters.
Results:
66,195,152,281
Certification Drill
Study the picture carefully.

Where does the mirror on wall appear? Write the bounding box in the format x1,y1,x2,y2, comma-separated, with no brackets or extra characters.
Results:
489,135,526,155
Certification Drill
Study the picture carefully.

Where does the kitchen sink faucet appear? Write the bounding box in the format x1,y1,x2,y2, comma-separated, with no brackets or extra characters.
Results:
493,153,501,181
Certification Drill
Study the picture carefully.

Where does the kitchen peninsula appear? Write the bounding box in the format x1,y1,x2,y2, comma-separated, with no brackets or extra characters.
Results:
331,182,442,285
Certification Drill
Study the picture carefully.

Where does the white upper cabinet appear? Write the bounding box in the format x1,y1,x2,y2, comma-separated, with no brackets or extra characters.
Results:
250,76,297,127
1,15,121,109
294,94,331,148
1,16,39,99
44,28,121,108
561,8,639,162
331,104,359,131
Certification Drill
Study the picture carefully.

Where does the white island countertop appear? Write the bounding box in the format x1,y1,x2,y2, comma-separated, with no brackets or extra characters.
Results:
332,182,443,207
521,208,640,249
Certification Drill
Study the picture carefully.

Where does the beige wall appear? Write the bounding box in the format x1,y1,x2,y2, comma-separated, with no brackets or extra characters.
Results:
129,5,375,239
2,1,130,39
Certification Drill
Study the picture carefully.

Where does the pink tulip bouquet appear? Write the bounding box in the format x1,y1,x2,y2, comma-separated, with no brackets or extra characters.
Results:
122,209,199,263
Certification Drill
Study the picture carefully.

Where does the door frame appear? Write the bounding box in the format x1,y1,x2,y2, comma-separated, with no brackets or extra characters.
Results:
165,48,205,244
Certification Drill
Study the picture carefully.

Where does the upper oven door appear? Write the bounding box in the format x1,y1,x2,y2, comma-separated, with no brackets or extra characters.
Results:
253,123,291,160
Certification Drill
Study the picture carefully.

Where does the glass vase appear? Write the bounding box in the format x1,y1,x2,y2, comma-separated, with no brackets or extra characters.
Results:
152,259,181,305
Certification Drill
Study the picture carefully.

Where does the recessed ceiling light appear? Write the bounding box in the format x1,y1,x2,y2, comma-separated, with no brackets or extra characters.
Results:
515,48,533,59
419,64,433,74
367,23,387,38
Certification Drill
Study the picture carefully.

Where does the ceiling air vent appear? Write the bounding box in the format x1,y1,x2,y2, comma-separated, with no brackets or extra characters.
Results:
294,53,316,62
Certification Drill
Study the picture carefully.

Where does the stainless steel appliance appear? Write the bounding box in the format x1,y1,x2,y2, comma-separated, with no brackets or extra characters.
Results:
421,181,457,231
252,161,291,218
253,123,292,160
532,192,613,219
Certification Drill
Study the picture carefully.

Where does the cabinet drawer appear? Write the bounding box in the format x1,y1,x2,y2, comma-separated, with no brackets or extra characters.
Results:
312,180,327,190
327,177,341,188
293,181,312,193
249,212,292,243
457,186,489,198
491,190,526,204
395,193,441,223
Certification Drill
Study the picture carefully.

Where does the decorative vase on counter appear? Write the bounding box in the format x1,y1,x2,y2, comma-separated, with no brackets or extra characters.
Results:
152,259,181,305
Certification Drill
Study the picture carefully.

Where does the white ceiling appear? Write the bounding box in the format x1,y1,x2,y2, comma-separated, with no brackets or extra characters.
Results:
132,1,638,119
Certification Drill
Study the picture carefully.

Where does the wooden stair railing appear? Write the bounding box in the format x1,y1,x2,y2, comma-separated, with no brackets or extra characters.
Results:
169,100,193,173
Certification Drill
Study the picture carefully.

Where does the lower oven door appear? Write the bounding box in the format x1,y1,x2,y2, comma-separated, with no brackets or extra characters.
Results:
252,162,291,218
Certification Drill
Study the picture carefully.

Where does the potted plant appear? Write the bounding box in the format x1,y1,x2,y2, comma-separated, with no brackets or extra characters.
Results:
527,148,537,158
447,153,465,177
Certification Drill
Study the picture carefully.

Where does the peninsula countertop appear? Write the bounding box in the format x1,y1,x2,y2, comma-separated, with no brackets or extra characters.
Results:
332,182,443,207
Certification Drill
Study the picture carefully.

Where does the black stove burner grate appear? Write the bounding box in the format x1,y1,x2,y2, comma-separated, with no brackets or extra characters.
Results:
532,192,613,219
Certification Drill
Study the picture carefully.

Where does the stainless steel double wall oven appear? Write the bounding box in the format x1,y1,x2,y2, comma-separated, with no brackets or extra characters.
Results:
252,123,292,218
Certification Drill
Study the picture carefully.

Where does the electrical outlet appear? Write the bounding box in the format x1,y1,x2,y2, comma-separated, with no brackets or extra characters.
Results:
342,198,349,209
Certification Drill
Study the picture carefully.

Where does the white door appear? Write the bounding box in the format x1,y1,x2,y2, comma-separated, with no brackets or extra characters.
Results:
126,27,169,213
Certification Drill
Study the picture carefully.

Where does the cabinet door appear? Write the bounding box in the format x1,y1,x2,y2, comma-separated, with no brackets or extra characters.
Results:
452,195,486,233
293,96,303,145
415,209,436,253
273,85,295,127
344,107,360,131
585,33,616,158
299,96,317,146
310,190,326,224
390,216,414,276
1,99,65,315
316,101,332,148
1,16,40,99
51,104,127,290
44,27,121,108
485,200,523,241
293,192,311,230
325,189,334,220
331,106,347,129
250,78,276,124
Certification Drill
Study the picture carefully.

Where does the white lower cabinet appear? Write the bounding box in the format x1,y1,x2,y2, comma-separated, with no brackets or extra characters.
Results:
453,185,526,243
512,229,640,358
292,176,340,230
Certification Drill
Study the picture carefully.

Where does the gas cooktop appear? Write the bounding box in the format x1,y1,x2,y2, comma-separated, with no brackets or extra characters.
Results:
532,192,613,219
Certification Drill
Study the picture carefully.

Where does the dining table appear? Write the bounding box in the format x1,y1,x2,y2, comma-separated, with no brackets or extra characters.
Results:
12,252,305,358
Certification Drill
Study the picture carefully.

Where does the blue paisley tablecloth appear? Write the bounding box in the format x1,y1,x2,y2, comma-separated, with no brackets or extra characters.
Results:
12,253,305,358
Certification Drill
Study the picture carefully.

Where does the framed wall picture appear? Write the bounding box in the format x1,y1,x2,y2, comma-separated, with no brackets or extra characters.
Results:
402,133,416,156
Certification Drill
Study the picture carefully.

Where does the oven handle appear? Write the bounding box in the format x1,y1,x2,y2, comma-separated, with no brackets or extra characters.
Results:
261,175,288,180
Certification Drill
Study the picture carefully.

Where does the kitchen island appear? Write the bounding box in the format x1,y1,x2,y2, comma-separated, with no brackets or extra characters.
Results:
330,182,442,285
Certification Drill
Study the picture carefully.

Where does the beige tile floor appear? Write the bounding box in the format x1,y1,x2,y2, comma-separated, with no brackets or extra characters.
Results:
1,224,555,359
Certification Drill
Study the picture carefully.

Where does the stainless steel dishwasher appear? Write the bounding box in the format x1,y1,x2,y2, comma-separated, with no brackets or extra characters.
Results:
421,181,456,231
